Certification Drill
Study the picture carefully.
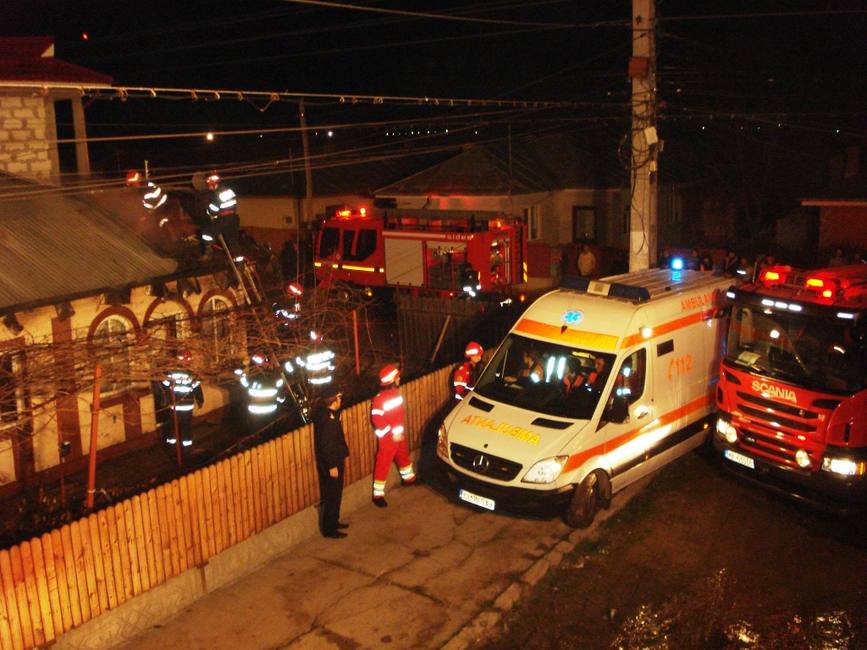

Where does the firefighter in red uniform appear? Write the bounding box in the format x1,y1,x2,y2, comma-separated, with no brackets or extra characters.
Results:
371,364,416,507
452,341,484,400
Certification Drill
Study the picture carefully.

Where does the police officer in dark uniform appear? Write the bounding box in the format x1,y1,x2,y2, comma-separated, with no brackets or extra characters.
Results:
313,387,349,539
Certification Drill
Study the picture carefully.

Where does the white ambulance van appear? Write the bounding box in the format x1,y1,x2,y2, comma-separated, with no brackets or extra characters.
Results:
437,269,731,526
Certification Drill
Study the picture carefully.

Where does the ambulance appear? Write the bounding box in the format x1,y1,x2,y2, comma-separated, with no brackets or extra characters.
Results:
437,268,732,526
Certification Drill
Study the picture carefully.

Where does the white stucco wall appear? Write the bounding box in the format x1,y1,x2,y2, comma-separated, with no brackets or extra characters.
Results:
0,274,244,484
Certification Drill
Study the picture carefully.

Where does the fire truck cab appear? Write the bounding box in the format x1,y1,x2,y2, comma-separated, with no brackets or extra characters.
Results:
715,264,867,511
314,208,527,296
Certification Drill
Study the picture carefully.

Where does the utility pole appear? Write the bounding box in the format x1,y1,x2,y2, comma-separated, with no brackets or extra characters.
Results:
298,99,314,227
629,0,658,271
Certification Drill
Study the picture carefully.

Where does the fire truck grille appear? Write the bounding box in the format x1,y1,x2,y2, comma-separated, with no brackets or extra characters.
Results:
738,405,815,432
735,391,818,420
450,443,522,481
738,429,801,467
733,391,823,466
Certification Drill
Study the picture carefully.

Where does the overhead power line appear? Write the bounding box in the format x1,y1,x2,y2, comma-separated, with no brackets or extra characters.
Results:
0,82,577,110
282,0,627,28
659,9,867,22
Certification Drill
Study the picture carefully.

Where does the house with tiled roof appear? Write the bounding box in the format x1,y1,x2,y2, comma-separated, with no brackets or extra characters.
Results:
0,40,249,495
376,132,628,250
799,145,867,257
0,36,112,181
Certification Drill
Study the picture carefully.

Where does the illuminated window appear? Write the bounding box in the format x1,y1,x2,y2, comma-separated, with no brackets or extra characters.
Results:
201,296,234,363
0,355,18,427
147,303,190,360
93,316,134,393
523,206,541,241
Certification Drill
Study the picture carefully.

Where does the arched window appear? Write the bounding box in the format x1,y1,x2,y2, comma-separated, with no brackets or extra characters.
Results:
200,296,234,364
0,354,19,428
146,301,191,360
93,316,134,393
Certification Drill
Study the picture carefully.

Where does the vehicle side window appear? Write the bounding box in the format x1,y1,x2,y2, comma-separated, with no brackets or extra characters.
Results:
345,229,377,261
318,227,339,258
614,348,646,405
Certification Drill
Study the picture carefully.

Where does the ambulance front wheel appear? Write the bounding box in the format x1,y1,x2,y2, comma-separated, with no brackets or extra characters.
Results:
565,472,601,528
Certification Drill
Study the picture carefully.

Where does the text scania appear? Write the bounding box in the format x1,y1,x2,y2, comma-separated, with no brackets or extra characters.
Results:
461,415,541,446
751,380,797,403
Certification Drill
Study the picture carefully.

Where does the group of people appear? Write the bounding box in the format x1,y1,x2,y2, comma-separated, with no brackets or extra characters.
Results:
313,362,418,539
658,248,783,280
313,340,490,540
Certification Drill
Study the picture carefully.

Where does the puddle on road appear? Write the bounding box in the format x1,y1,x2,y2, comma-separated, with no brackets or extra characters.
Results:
611,569,858,650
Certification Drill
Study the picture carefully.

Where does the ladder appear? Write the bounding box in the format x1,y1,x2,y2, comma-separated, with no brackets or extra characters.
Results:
217,234,311,423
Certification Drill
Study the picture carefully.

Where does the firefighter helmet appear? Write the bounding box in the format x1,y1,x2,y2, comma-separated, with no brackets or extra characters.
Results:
287,281,303,297
206,172,221,190
125,170,143,187
251,352,269,366
379,364,400,386
464,341,483,359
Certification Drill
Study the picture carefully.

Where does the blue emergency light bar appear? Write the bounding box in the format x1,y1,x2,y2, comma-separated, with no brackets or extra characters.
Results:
560,276,650,303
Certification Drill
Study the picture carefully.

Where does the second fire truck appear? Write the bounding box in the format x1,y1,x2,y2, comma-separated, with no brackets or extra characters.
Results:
715,263,867,510
313,207,527,297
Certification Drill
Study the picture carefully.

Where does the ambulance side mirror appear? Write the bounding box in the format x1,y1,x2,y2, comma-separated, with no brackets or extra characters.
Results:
604,395,630,424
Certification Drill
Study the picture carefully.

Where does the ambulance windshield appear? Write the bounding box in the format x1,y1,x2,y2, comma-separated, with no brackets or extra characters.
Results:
726,305,867,393
474,334,615,420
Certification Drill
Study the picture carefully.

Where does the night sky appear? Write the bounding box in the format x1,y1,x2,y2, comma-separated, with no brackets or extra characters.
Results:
5,1,866,193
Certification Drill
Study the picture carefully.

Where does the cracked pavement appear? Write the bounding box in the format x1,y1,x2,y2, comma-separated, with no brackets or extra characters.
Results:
120,477,573,649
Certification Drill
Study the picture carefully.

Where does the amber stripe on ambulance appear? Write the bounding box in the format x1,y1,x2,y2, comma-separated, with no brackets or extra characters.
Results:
621,311,707,349
562,393,713,474
514,319,619,351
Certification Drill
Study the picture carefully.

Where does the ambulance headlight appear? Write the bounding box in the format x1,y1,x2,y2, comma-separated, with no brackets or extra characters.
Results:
716,416,738,444
522,456,569,484
437,423,449,458
821,456,867,477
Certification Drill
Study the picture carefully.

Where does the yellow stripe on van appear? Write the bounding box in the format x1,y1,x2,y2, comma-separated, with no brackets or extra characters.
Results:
562,392,713,474
515,318,619,352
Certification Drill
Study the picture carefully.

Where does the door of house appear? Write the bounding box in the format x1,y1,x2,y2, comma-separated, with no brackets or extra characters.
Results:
572,206,596,242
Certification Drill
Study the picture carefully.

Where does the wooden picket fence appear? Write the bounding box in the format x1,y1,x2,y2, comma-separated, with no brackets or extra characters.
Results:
0,366,452,650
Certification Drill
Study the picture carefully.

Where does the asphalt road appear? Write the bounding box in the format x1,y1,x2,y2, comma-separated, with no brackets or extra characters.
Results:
480,447,867,649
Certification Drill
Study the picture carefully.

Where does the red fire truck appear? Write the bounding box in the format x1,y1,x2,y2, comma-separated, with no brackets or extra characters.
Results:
313,208,527,297
714,264,867,511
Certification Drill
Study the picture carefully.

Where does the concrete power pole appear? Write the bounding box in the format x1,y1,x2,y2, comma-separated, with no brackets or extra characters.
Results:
298,99,314,226
629,0,658,271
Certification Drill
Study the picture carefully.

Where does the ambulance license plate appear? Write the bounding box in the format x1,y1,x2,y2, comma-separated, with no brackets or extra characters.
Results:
724,449,755,470
459,489,495,511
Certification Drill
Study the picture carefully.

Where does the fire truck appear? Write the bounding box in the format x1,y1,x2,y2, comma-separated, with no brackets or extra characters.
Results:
313,208,527,297
714,264,867,511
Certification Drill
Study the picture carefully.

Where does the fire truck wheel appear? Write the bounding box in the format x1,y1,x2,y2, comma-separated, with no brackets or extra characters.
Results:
565,471,600,528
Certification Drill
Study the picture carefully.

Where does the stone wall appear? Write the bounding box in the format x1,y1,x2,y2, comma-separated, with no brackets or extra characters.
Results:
0,92,54,180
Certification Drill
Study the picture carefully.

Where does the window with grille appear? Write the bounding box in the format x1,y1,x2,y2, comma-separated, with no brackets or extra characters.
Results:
147,304,190,361
201,296,234,364
523,206,541,241
93,316,133,393
0,355,17,426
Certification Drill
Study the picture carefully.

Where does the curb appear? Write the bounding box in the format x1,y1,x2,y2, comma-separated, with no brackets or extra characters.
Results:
440,481,644,649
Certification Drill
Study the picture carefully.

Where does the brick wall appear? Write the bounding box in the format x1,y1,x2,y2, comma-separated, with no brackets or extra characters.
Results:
0,92,55,180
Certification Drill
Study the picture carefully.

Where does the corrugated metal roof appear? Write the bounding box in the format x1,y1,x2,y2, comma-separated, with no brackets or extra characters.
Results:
0,174,176,311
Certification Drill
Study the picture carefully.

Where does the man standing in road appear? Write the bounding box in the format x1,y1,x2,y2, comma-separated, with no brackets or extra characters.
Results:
371,364,416,507
313,387,349,538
